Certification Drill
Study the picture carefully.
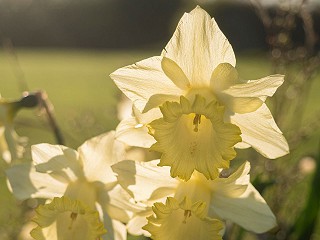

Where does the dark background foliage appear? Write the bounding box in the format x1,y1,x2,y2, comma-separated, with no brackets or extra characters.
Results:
0,0,319,51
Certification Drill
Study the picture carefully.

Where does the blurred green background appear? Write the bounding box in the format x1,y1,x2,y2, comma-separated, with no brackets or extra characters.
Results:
0,0,320,239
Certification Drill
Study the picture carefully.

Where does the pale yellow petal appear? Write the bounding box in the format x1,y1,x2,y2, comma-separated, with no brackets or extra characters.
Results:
78,131,125,184
161,57,190,90
210,161,250,198
229,104,289,158
223,74,285,99
127,216,150,236
211,63,263,113
222,97,263,114
115,117,156,148
98,184,144,223
6,163,67,201
162,6,235,87
210,63,239,92
112,160,179,202
211,184,277,233
31,144,82,181
110,56,183,112
105,220,127,240
143,93,180,113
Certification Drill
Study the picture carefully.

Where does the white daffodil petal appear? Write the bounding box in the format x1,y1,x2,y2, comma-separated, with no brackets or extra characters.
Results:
31,144,82,181
108,220,127,240
210,63,239,92
112,160,179,202
235,141,251,149
224,96,263,114
110,56,183,112
229,104,289,159
162,6,236,87
115,117,156,148
211,184,277,234
116,104,160,148
127,216,150,237
210,63,263,113
6,163,67,201
223,74,285,99
161,57,190,90
101,215,127,240
210,162,250,198
132,105,162,124
143,93,181,113
98,184,143,223
78,131,124,184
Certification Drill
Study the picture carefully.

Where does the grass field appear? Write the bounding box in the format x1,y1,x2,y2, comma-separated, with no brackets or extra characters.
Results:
0,49,160,148
0,48,319,239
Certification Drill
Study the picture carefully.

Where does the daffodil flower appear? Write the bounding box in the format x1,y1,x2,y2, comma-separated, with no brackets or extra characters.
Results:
6,131,134,240
110,6,289,179
116,103,159,148
144,196,224,240
30,196,107,240
112,159,277,238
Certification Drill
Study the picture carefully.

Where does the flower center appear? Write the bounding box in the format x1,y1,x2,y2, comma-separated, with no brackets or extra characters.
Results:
193,114,202,132
143,197,224,240
183,210,192,223
69,212,78,230
30,196,106,240
150,95,242,180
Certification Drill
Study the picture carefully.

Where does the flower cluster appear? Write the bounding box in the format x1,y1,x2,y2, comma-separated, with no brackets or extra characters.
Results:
5,6,289,240
110,6,289,239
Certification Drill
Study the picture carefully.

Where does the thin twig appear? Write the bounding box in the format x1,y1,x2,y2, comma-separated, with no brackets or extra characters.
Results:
34,91,65,145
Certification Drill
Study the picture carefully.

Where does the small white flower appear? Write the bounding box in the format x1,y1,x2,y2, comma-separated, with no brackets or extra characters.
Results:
112,160,277,237
30,196,107,240
6,131,134,240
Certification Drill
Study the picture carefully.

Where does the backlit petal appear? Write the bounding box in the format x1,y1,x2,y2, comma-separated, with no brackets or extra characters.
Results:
161,57,190,90
210,63,239,92
115,117,156,148
223,74,284,100
211,63,263,113
211,184,277,233
229,104,289,158
127,216,150,236
110,56,182,112
78,131,125,184
112,160,179,202
98,184,143,223
31,144,82,182
6,163,67,201
115,106,160,148
210,161,250,198
162,6,235,87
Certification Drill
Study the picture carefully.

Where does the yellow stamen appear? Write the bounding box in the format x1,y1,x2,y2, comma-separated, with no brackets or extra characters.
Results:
193,114,202,132
183,210,192,224
69,212,78,230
